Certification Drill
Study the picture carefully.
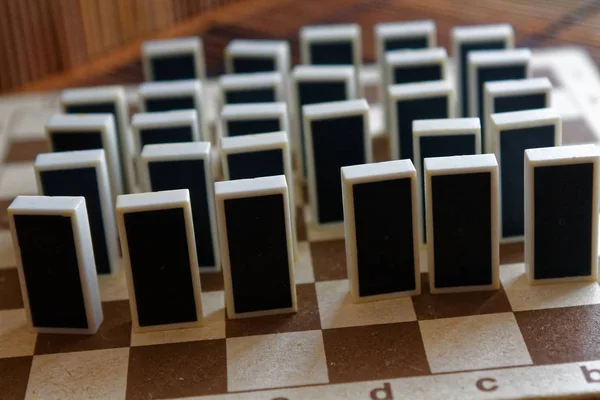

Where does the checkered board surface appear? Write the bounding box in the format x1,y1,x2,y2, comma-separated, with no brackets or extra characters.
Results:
1,47,600,400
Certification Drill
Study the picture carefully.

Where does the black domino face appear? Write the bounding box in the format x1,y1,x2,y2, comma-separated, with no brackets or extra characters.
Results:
232,57,276,73
494,93,548,115
384,37,428,52
139,126,194,149
310,42,353,65
432,172,492,288
395,96,449,160
312,115,365,224
297,81,348,174
50,130,103,152
124,208,198,327
533,163,593,279
65,103,123,168
224,194,292,314
227,149,284,180
150,54,196,81
476,64,527,138
353,177,416,297
148,160,215,269
227,118,281,137
39,168,111,274
458,41,506,117
225,88,276,105
145,96,196,113
393,64,442,85
500,125,556,239
14,214,88,329
418,134,477,242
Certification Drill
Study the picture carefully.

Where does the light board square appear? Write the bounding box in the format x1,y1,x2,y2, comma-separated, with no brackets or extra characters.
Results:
315,279,416,329
419,312,532,373
26,348,129,399
226,330,328,391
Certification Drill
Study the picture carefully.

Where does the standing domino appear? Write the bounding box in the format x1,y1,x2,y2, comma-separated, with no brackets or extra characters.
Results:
224,39,290,75
425,154,500,294
45,114,123,200
525,145,599,284
219,102,289,139
219,72,285,106
291,65,357,178
452,24,514,117
491,108,561,243
131,110,200,157
342,160,421,302
300,24,362,95
413,118,481,242
216,175,297,319
385,47,448,86
468,48,531,145
389,80,454,161
483,77,552,153
142,37,206,82
117,190,204,332
138,80,208,142
304,99,371,228
140,142,220,273
375,20,436,126
221,132,297,259
8,196,103,334
384,48,448,134
35,150,119,275
60,86,133,193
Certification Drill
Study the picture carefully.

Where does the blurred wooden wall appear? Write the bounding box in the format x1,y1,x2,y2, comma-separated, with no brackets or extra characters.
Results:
0,0,243,93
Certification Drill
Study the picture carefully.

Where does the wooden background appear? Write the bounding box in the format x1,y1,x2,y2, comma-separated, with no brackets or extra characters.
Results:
9,0,600,94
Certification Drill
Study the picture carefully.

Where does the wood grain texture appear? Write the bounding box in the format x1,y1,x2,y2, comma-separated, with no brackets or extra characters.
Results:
9,0,600,93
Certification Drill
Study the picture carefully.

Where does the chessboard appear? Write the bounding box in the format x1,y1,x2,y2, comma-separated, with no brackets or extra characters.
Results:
1,46,600,400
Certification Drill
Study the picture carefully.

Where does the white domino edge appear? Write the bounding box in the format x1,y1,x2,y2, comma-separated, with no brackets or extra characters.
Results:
45,113,124,198
215,175,297,319
451,24,515,115
138,79,202,100
59,86,134,192
385,47,448,70
218,71,284,106
60,85,127,105
491,107,562,243
525,144,600,284
300,24,362,95
8,195,103,334
303,99,371,228
413,118,482,243
219,102,289,140
34,149,120,275
467,48,532,117
140,141,220,273
483,77,552,153
341,159,421,303
224,39,290,75
131,109,200,156
424,154,500,294
141,36,206,81
388,80,455,161
374,19,436,44
220,131,298,259
116,189,204,332
137,79,207,141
